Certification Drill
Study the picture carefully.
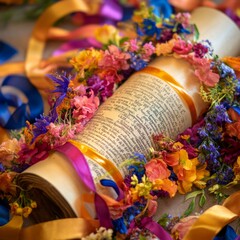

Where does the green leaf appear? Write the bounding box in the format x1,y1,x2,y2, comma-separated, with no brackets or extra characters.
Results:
183,199,195,217
199,194,206,208
193,24,199,41
185,190,202,201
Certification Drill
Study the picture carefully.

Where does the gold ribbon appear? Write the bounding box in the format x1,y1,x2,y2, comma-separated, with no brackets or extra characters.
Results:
0,0,101,92
139,66,197,125
25,0,99,91
69,139,124,187
0,127,10,144
0,215,23,240
183,191,240,240
0,215,99,240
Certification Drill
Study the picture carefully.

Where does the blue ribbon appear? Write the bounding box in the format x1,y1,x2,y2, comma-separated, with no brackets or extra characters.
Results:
214,225,238,240
0,199,9,226
0,40,18,64
0,75,43,129
149,0,173,18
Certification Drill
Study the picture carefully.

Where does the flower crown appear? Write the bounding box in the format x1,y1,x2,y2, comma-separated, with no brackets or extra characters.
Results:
0,3,240,239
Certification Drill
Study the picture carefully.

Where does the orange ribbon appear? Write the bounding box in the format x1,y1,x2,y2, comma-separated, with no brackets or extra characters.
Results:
69,139,124,187
183,191,240,240
139,66,197,125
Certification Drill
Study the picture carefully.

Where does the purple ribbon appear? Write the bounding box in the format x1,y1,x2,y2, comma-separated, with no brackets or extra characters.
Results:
56,142,113,228
53,38,102,56
129,217,173,240
100,0,123,21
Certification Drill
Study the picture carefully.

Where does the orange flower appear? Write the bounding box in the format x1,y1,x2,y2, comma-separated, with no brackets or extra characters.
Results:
228,108,240,121
177,180,193,194
226,122,240,140
222,57,240,78
173,149,198,194
164,151,180,166
226,108,240,139
145,158,171,181
233,156,240,181
0,172,16,194
161,178,178,197
155,39,175,56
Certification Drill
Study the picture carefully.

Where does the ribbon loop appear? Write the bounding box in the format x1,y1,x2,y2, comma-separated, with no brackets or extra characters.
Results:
184,191,240,240
0,75,43,129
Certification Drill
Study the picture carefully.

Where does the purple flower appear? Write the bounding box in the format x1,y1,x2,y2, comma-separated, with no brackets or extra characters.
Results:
87,75,104,95
32,112,57,139
0,163,5,172
47,72,72,107
193,43,208,58
159,29,173,43
216,165,234,185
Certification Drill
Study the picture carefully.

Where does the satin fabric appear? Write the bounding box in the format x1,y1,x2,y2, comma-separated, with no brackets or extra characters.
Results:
183,191,240,240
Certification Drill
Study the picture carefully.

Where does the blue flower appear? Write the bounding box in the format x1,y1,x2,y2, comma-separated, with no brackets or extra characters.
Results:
143,19,161,38
220,63,236,79
123,206,141,225
112,217,127,234
130,53,147,71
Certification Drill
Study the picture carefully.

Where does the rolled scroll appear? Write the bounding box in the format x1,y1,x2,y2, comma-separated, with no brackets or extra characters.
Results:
17,7,240,224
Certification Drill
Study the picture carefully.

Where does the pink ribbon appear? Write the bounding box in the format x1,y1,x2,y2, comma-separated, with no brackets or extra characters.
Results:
129,217,173,240
56,142,113,228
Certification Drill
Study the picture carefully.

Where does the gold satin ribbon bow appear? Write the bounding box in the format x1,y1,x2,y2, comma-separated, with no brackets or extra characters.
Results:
183,191,240,240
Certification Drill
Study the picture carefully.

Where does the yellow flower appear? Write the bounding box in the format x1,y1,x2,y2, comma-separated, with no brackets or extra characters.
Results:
95,25,121,45
177,181,193,195
191,159,210,189
132,2,150,23
130,175,153,201
70,49,103,79
173,149,198,194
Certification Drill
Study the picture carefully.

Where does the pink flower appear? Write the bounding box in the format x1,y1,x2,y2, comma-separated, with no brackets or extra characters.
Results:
99,45,131,71
145,158,171,181
147,199,158,217
125,39,139,52
171,216,198,240
173,39,192,55
175,12,191,28
194,64,220,86
71,90,99,124
184,55,220,86
142,42,155,60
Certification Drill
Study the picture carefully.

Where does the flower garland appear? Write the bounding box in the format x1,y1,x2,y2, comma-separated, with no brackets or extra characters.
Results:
0,3,240,239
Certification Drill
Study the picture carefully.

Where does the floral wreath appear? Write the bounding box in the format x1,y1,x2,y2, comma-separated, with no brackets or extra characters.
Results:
0,3,240,239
